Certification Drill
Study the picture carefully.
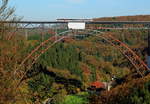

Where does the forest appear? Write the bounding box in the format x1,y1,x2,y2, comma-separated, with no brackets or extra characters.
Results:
1,0,150,104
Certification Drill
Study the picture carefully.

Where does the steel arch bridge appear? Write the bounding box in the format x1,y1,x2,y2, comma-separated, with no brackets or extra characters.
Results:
2,20,150,104
1,20,150,87
12,29,149,88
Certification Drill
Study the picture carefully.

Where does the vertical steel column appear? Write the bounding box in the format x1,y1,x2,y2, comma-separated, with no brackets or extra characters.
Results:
25,29,28,40
41,23,45,52
55,23,58,40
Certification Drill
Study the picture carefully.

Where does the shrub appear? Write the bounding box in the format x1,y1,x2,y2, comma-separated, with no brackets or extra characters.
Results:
60,95,88,104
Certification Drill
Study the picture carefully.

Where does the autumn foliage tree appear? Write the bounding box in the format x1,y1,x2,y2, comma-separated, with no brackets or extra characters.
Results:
0,0,16,39
0,0,24,103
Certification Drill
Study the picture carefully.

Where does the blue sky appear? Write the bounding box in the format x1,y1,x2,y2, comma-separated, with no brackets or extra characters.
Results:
8,0,150,21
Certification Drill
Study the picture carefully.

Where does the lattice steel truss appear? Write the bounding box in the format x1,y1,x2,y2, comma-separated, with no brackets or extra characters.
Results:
98,34,149,77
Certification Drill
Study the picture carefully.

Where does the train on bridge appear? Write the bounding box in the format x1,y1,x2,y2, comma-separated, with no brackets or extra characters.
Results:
56,18,93,22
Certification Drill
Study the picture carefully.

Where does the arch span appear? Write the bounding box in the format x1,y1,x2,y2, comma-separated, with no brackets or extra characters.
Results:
15,30,149,87
98,34,149,77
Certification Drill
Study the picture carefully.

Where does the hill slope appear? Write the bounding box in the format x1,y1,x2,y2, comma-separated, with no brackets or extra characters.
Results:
94,15,150,21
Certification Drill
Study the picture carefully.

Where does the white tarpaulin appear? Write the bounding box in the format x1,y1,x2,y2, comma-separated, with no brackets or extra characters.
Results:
68,22,85,29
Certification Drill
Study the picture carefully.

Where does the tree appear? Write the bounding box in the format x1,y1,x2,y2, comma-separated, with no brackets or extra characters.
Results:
0,1,24,103
0,0,19,21
0,0,22,40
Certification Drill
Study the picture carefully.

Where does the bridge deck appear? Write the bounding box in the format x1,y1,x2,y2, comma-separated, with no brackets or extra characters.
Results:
0,21,150,25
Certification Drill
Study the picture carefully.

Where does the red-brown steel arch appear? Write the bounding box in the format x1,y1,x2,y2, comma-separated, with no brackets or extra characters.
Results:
15,30,149,87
